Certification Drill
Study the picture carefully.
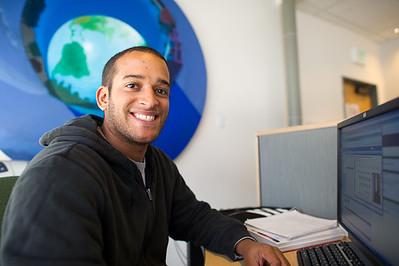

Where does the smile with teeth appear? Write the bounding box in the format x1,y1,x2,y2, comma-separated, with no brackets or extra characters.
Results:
133,113,156,121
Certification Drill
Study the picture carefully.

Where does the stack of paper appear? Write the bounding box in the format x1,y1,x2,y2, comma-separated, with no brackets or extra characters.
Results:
244,209,347,252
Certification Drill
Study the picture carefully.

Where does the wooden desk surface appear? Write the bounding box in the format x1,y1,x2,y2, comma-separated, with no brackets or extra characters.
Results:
204,249,298,266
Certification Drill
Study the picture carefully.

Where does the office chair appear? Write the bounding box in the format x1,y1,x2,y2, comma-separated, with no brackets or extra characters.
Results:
0,176,18,240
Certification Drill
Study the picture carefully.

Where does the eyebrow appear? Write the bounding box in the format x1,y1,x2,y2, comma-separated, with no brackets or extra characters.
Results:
123,74,170,87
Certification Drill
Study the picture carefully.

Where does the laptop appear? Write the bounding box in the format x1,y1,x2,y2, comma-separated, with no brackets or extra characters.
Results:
298,97,399,266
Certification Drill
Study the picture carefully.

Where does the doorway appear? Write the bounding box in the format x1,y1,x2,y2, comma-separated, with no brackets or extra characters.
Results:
343,77,378,118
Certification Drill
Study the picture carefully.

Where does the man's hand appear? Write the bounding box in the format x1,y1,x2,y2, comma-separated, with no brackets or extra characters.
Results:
235,239,290,266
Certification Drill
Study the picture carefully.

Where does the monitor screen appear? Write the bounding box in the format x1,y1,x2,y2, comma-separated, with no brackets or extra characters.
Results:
338,98,399,265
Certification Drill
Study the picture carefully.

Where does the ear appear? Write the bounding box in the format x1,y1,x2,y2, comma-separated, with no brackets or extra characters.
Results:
96,86,109,111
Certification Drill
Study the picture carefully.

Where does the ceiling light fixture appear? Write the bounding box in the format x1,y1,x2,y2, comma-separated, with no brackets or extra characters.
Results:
394,27,399,34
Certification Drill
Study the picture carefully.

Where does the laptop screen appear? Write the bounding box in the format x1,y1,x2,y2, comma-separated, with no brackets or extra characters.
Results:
338,97,399,265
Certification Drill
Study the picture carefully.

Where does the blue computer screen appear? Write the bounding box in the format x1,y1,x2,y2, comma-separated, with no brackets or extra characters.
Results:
339,106,399,265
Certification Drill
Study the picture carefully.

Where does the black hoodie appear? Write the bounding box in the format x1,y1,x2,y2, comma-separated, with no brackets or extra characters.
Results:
0,115,250,266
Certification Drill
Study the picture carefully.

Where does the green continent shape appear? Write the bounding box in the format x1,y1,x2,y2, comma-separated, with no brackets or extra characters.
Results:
52,41,90,78
71,16,114,37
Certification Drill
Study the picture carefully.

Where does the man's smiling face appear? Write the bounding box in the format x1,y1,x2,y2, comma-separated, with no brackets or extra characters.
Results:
100,50,170,146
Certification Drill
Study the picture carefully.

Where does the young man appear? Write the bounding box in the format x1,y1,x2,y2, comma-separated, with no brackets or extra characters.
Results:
0,47,289,266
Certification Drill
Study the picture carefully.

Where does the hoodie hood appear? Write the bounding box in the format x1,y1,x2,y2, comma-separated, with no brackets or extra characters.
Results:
40,115,101,147
39,115,131,166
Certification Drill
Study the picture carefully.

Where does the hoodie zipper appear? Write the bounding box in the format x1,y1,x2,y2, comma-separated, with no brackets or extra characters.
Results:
141,172,156,261
145,187,152,201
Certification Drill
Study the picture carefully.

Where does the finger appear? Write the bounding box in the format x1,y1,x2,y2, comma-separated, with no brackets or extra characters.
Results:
258,249,281,266
271,247,290,266
276,252,290,266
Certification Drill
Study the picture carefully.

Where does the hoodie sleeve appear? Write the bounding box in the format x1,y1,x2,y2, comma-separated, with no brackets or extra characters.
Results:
0,153,106,266
167,166,251,260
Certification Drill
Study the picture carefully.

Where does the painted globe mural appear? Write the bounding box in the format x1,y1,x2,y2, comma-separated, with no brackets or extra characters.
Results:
0,0,207,160
47,16,146,116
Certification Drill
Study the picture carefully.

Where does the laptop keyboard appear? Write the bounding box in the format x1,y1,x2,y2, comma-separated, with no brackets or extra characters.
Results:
297,242,365,266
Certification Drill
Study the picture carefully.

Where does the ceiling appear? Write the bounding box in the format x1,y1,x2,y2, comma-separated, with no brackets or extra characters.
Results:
296,0,399,43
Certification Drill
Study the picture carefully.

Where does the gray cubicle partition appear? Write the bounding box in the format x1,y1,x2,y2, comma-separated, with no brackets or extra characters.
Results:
256,123,337,219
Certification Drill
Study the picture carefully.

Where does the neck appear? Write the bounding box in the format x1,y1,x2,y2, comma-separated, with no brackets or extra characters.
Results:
99,125,147,162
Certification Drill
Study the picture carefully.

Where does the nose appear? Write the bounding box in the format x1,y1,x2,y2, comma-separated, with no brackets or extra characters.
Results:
139,87,158,108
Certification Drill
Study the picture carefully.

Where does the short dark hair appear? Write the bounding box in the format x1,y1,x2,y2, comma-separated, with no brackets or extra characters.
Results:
101,46,168,89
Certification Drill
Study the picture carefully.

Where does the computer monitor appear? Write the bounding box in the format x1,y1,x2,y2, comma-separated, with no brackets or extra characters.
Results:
338,97,399,265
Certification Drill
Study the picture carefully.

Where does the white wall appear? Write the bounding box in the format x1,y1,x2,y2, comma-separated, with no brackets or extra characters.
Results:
296,11,386,125
380,38,399,101
174,0,287,212
167,0,288,265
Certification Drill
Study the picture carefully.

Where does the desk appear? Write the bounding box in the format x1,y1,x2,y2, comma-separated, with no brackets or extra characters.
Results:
204,250,298,266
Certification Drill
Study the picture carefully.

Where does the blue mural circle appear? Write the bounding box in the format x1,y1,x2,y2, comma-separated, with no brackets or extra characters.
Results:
1,0,207,160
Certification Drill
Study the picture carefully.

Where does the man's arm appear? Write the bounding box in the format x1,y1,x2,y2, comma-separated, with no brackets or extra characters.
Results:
0,155,106,266
166,165,285,263
167,170,249,259
166,164,290,264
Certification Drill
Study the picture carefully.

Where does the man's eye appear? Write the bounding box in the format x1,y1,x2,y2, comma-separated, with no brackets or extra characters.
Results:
155,88,169,97
126,83,137,89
